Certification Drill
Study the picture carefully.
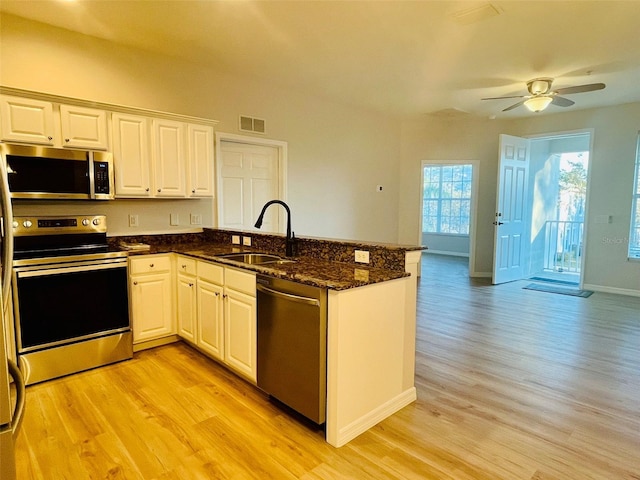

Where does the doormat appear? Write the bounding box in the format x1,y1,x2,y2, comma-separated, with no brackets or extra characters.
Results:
529,276,579,286
523,283,593,297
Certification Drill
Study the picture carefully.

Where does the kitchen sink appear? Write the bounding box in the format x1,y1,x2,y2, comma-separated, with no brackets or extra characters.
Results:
217,253,288,265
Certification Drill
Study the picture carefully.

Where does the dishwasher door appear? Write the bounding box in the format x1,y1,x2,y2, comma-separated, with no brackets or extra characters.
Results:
256,275,327,424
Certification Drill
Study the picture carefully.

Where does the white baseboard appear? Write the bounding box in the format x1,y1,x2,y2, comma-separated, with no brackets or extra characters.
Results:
582,284,640,297
328,387,417,448
423,250,469,257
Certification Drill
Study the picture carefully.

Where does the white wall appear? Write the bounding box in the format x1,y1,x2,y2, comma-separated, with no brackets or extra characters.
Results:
0,14,401,242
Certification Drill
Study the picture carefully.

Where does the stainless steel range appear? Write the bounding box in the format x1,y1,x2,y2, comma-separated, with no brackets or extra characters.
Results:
11,215,131,385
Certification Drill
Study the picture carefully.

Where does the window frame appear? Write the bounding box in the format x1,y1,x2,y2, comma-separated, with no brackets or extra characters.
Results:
628,135,640,260
422,163,473,236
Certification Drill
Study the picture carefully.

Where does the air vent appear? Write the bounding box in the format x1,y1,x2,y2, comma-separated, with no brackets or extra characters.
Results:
239,115,266,134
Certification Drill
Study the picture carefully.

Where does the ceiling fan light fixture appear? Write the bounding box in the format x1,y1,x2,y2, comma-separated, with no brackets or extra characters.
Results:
524,95,553,112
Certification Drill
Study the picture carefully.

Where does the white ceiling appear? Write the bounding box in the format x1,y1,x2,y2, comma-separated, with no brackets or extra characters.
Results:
2,0,640,119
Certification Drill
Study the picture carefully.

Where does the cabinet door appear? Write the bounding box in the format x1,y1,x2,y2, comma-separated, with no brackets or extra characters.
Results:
187,124,214,197
60,104,108,150
131,272,174,342
197,279,224,360
224,288,256,381
152,119,186,197
0,95,55,145
177,273,197,343
111,113,152,197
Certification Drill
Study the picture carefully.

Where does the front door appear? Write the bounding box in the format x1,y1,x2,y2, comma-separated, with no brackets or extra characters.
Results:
492,134,531,284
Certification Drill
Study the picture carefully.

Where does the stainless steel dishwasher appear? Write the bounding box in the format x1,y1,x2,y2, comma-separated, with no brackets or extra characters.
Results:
256,274,328,424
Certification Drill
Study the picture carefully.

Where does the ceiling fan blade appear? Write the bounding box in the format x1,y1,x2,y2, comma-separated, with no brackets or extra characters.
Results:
552,83,606,95
502,100,525,112
482,95,527,101
551,96,575,107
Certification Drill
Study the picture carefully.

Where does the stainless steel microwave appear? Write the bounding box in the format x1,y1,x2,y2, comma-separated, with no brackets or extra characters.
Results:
0,143,114,200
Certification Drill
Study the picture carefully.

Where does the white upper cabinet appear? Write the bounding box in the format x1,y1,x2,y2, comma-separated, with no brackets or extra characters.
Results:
59,104,108,150
0,96,108,149
113,116,215,199
152,119,186,197
0,95,55,145
112,113,152,197
187,124,215,198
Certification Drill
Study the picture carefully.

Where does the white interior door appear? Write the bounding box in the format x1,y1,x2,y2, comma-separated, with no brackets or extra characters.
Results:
218,140,281,231
493,134,531,284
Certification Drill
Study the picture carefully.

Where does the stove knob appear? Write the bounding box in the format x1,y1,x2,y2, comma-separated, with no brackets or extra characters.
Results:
92,218,101,226
82,219,90,226
23,220,32,228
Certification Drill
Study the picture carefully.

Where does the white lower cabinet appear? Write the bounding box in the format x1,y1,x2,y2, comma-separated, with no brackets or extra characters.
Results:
194,260,225,361
175,256,256,382
176,257,197,343
129,254,175,344
223,285,256,380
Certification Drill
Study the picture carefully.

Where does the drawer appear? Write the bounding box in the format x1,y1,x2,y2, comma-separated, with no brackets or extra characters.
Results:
225,267,256,296
129,254,172,274
176,256,197,276
198,261,224,285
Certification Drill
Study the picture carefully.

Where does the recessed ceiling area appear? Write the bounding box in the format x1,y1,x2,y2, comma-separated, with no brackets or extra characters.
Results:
1,0,639,118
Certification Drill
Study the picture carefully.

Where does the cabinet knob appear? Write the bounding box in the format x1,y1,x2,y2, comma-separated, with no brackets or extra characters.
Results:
133,281,138,286
189,283,194,287
157,188,161,193
181,264,187,269
65,138,70,142
48,136,53,141
192,189,196,193
214,292,220,297
149,263,154,268
145,188,150,192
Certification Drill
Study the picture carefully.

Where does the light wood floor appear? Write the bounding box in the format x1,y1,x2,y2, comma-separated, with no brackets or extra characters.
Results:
15,254,640,479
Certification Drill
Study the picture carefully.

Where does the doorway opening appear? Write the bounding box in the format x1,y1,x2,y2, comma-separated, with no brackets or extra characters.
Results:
528,132,591,285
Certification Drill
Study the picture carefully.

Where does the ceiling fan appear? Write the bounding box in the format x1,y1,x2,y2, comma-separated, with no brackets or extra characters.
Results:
482,78,606,112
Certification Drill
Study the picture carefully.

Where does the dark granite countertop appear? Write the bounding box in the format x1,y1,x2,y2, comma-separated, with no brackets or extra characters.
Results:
124,242,410,290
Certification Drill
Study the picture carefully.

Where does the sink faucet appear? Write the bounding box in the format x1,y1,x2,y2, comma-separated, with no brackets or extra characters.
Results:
254,200,297,257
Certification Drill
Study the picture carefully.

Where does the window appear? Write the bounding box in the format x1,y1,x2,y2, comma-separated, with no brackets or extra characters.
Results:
629,137,640,259
422,164,472,235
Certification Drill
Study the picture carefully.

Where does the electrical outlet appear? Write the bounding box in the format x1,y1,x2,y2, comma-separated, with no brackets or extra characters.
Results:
128,215,139,227
170,213,179,226
232,235,241,245
190,213,202,225
242,236,252,246
355,250,370,263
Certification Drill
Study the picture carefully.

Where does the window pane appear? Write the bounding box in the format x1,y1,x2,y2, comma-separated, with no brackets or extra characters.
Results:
629,138,640,258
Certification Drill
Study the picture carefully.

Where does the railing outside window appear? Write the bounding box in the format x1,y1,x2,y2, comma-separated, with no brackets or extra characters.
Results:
544,220,584,273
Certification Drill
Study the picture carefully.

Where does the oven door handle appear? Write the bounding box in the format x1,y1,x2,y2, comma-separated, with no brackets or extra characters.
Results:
0,153,14,308
16,261,126,278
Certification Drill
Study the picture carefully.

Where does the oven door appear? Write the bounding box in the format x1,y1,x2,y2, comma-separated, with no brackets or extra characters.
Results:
13,257,130,353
